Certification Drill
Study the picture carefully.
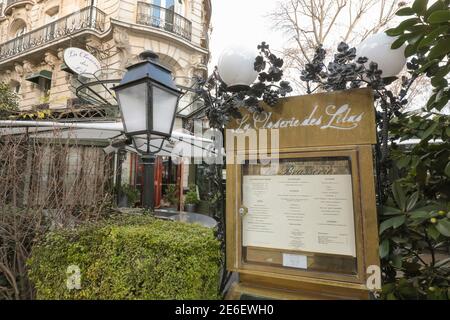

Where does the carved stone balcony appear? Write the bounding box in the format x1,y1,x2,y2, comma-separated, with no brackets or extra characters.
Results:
4,0,34,16
0,6,106,62
136,2,192,41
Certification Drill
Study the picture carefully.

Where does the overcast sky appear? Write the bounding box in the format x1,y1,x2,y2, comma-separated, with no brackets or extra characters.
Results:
209,0,286,67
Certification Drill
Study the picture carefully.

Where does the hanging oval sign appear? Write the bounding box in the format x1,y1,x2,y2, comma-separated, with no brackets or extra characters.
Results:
63,47,101,78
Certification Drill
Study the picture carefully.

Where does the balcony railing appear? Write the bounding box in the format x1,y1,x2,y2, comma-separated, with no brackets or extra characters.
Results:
0,6,106,62
137,2,192,41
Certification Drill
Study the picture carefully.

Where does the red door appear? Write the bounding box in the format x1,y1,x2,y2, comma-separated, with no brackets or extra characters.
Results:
134,156,163,208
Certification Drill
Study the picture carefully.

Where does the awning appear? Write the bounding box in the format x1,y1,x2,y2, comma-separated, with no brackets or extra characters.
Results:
25,70,52,84
0,120,217,160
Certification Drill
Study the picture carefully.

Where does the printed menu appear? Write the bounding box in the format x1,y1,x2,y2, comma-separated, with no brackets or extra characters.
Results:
242,163,356,257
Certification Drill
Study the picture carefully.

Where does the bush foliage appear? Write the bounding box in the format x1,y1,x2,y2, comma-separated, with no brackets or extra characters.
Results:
27,215,222,300
379,0,450,299
387,0,450,111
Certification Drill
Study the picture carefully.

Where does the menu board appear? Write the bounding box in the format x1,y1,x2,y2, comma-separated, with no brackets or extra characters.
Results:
242,158,356,257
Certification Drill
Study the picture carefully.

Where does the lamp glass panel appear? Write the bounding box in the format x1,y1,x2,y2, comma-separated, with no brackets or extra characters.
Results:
152,86,179,136
116,82,148,134
132,135,166,154
132,134,147,151
149,138,166,154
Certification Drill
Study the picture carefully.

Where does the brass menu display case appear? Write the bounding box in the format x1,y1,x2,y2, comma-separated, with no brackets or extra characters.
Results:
226,89,380,300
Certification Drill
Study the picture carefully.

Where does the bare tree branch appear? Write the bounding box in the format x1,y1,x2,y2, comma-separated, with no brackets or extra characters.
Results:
269,0,407,92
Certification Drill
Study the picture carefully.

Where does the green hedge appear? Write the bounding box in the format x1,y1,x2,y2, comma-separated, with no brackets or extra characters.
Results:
28,215,222,300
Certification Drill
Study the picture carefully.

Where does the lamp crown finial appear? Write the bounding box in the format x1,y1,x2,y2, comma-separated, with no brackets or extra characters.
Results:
139,51,159,62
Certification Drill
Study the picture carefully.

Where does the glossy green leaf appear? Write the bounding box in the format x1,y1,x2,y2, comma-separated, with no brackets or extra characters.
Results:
380,216,406,234
398,18,421,31
417,26,449,48
436,219,450,237
435,257,450,267
380,219,394,234
405,42,420,57
427,93,438,110
386,293,397,300
391,255,403,268
393,215,407,228
417,59,440,72
429,39,450,59
396,156,411,169
432,96,449,111
407,25,431,35
392,181,407,211
391,36,408,49
396,7,415,16
406,192,420,211
427,10,450,23
425,0,447,18
445,162,450,177
431,76,448,88
433,63,450,78
380,239,390,259
383,206,403,216
427,225,441,240
421,122,439,139
435,88,445,101
412,0,428,15
408,34,425,46
409,211,429,219
386,28,403,36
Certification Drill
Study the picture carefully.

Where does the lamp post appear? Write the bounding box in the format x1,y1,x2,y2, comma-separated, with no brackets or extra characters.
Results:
113,51,181,210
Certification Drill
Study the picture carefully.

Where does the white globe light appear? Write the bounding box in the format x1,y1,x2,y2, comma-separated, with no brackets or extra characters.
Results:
217,44,259,91
355,33,407,78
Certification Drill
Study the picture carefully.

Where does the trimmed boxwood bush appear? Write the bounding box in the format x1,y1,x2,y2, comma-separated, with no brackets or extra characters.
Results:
27,215,222,300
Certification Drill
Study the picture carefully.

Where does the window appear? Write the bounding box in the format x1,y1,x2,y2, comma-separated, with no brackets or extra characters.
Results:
15,25,26,37
10,19,27,37
44,6,59,42
150,0,185,19
164,0,175,31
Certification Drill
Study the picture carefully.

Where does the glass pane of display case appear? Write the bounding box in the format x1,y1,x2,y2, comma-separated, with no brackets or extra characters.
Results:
241,157,358,275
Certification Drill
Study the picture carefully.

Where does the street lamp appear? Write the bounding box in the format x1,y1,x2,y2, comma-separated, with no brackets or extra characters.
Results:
113,51,182,210
217,44,259,91
356,33,407,78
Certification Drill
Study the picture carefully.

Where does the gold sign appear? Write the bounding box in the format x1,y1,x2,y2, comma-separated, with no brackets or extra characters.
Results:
228,88,376,150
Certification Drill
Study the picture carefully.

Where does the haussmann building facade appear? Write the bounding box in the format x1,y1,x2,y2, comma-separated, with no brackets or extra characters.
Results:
0,0,212,210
